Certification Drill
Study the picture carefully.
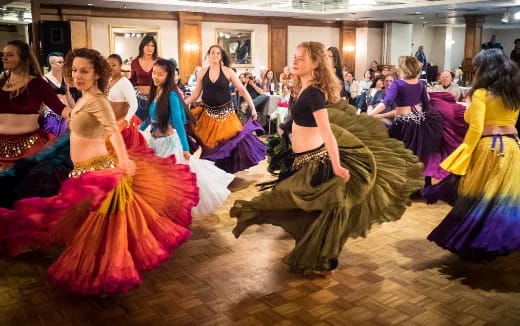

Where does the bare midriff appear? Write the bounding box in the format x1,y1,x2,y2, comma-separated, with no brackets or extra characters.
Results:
292,123,324,153
482,125,517,136
395,105,423,115
0,114,40,135
70,133,109,163
109,101,129,121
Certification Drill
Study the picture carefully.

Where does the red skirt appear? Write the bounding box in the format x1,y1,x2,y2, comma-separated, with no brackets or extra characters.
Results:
119,115,147,150
0,146,199,295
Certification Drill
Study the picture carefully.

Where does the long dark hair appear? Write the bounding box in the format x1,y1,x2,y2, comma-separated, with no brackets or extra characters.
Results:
327,46,342,69
145,59,195,134
471,49,520,111
206,45,231,67
138,35,158,59
64,48,111,93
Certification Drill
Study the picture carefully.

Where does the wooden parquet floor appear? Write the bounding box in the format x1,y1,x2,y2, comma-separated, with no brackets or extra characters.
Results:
1,160,520,326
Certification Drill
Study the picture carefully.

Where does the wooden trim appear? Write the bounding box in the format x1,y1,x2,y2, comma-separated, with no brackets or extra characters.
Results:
30,0,41,54
41,5,178,20
203,13,341,27
40,5,347,27
268,23,288,76
342,20,384,28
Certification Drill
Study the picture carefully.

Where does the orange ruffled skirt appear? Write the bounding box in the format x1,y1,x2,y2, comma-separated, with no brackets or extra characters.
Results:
0,146,199,295
192,106,243,149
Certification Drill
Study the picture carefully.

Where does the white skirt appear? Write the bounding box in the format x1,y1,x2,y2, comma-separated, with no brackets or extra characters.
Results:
143,128,234,217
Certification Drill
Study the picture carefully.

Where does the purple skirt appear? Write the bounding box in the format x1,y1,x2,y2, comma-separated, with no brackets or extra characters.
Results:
388,107,446,179
429,92,467,155
38,108,68,137
201,119,266,173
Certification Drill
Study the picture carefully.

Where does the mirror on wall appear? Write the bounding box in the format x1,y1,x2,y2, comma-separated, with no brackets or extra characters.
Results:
109,25,161,73
215,29,254,68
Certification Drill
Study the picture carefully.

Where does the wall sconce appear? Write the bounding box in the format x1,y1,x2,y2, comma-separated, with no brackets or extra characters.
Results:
343,45,356,52
183,43,199,52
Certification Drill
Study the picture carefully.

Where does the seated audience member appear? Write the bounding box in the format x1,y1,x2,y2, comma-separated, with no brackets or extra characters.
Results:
262,70,277,93
453,68,464,86
270,83,292,132
368,60,380,75
239,72,269,121
343,71,358,105
367,77,384,105
382,66,391,76
432,71,461,101
279,66,294,85
368,74,395,127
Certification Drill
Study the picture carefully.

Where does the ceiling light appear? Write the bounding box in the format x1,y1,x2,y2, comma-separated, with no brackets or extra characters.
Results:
514,11,520,20
501,12,510,23
415,12,421,14
423,21,427,24
87,3,94,6
420,16,424,19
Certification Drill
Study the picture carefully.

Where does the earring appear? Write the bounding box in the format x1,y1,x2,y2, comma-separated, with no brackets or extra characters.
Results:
311,70,315,78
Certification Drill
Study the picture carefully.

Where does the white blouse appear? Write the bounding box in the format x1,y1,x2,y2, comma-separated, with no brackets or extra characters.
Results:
108,77,138,122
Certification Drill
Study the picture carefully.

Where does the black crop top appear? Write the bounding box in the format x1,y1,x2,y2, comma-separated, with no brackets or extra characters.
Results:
201,65,231,107
291,86,326,127
44,75,66,95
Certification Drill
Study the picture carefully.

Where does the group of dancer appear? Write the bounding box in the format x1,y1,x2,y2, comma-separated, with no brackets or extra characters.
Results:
0,35,518,296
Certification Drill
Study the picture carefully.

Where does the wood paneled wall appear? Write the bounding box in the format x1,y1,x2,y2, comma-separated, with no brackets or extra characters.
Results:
339,22,356,74
178,12,203,82
462,15,484,83
268,23,288,77
67,18,91,49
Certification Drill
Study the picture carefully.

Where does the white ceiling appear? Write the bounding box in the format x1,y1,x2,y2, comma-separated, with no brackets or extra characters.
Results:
2,0,520,28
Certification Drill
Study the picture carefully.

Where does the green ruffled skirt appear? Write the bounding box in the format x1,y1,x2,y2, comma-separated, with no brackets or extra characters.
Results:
230,101,424,273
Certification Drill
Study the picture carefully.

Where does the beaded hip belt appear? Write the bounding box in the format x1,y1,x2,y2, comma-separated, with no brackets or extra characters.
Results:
69,155,117,178
0,131,41,159
136,91,149,101
202,101,235,121
292,145,329,171
395,111,426,124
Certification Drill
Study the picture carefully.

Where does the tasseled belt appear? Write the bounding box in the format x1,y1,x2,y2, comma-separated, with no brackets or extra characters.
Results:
481,134,520,157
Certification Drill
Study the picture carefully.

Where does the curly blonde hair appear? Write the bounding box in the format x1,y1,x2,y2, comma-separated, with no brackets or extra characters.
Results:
293,41,341,103
398,56,422,79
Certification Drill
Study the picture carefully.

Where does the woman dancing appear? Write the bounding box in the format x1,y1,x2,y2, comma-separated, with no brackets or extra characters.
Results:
185,45,266,173
107,53,146,149
427,49,520,261
0,40,72,210
141,59,233,217
0,48,199,295
368,56,465,182
231,42,424,275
